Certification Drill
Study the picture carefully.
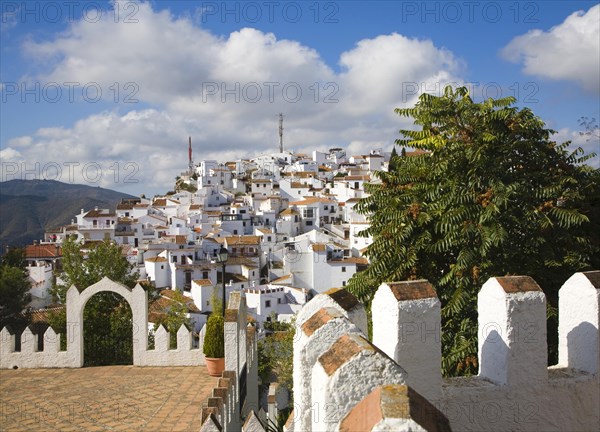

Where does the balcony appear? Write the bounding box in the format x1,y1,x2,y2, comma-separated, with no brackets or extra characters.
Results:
77,224,115,230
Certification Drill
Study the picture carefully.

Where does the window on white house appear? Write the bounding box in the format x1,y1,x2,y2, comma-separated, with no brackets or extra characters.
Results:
342,281,346,286
265,300,271,308
342,267,346,272
172,256,177,263
277,298,281,304
160,265,164,269
306,221,313,226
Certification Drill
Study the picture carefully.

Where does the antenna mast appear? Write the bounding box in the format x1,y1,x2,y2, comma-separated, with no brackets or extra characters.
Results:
278,113,284,153
188,136,193,173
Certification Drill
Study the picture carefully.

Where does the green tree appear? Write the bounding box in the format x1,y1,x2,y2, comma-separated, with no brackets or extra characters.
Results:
48,237,140,365
258,317,295,394
348,86,599,376
0,265,31,330
51,237,138,302
152,290,192,349
1,247,26,269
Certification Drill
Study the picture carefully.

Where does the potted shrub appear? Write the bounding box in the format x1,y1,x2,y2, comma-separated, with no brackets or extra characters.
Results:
203,312,225,377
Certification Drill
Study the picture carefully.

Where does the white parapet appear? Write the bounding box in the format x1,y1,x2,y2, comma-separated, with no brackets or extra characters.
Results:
296,288,368,336
373,280,442,401
478,276,548,386
558,271,600,374
311,333,408,432
0,326,68,369
293,306,363,432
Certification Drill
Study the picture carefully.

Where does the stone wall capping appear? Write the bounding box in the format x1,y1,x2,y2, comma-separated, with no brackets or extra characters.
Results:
297,272,599,431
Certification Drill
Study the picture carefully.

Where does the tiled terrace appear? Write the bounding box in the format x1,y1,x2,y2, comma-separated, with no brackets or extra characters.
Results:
0,366,217,432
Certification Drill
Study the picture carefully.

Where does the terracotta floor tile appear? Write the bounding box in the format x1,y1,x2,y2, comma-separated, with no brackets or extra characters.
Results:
0,366,217,431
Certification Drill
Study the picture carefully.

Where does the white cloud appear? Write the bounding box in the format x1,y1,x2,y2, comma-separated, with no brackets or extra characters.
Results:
8,1,463,195
501,5,600,93
0,147,23,161
552,127,600,168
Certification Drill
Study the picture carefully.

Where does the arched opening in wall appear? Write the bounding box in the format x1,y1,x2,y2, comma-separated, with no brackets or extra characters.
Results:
83,291,133,366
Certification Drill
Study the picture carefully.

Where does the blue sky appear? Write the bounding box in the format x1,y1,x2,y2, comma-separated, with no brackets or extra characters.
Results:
1,1,599,195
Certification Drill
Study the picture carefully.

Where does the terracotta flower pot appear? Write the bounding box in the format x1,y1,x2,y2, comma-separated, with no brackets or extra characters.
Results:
205,357,225,377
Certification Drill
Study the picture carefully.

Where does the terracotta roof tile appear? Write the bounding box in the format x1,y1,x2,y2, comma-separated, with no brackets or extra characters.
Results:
149,289,200,314
280,208,299,216
289,197,334,206
25,244,62,258
193,279,213,286
337,257,369,265
496,276,542,293
311,243,327,252
323,288,361,313
84,209,116,218
318,334,373,376
343,175,371,181
271,274,292,284
385,280,437,301
339,384,451,432
302,307,343,337
225,236,260,245
29,306,65,323
145,256,167,263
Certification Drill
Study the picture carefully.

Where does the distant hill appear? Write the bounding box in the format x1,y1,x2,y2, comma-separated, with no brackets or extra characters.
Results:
0,180,136,250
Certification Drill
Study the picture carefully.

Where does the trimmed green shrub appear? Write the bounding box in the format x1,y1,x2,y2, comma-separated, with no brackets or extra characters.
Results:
203,313,224,358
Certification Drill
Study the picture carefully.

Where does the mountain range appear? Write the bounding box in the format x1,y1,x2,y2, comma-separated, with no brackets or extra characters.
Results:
0,180,135,251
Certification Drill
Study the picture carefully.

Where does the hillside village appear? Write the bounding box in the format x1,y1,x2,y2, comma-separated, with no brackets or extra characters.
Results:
23,143,405,330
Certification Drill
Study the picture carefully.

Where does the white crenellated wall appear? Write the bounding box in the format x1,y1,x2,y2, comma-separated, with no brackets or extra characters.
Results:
558,271,600,375
293,271,599,432
372,280,442,402
200,293,261,432
292,287,446,432
293,306,363,431
0,277,205,369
